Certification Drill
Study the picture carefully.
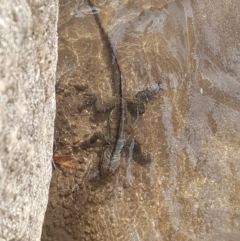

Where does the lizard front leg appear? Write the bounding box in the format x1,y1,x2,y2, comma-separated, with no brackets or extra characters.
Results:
126,81,162,117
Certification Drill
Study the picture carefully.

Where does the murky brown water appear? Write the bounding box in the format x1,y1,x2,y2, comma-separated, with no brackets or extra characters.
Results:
41,0,240,240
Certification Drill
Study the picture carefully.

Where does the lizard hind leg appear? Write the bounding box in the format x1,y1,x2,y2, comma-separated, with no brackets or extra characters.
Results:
80,131,105,150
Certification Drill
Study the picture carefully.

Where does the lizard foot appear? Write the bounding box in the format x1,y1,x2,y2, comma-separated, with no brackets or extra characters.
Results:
83,93,98,106
135,81,162,103
127,101,145,117
132,140,149,165
79,93,115,113
80,132,105,150
78,93,97,112
124,139,149,165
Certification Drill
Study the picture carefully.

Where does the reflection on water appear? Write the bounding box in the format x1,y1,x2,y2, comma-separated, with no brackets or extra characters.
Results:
42,0,240,240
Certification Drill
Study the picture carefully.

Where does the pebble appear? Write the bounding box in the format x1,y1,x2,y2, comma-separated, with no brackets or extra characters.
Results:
73,137,80,144
73,83,88,91
90,124,97,129
59,189,72,197
50,200,57,209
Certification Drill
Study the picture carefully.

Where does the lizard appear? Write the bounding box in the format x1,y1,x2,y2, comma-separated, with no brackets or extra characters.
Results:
80,0,162,177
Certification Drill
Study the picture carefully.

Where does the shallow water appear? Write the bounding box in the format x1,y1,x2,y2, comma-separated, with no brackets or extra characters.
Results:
42,0,240,240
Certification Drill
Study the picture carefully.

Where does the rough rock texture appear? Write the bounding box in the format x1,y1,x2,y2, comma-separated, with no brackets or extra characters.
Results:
0,1,58,241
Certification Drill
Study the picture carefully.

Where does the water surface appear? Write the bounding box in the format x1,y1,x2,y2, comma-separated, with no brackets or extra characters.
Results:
42,0,240,240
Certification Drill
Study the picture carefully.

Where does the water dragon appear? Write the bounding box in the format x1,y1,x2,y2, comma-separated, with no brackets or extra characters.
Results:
80,0,161,177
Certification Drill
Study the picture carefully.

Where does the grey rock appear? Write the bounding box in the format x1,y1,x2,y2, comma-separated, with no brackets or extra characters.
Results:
0,1,57,241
